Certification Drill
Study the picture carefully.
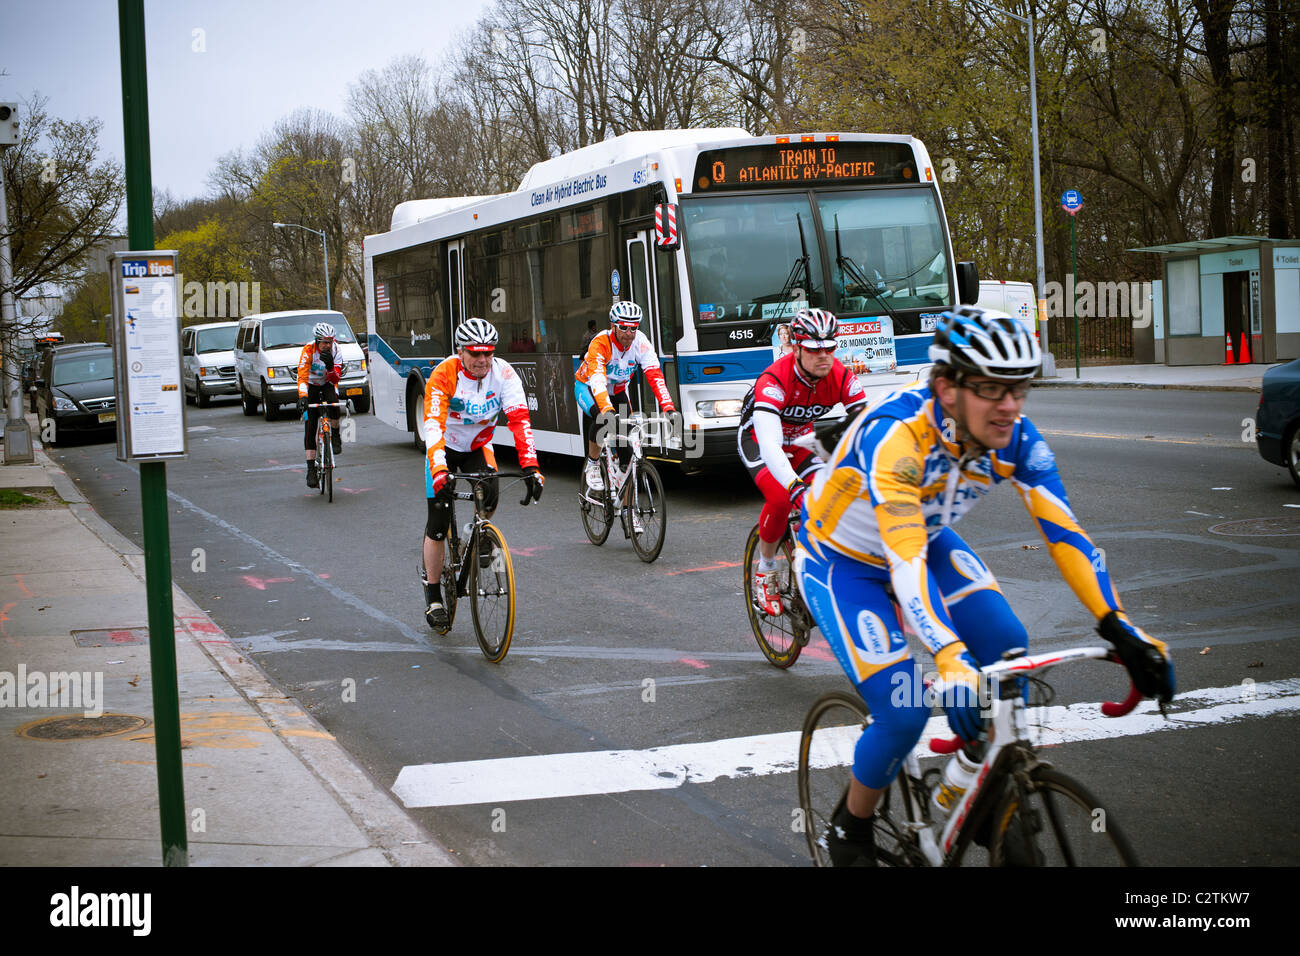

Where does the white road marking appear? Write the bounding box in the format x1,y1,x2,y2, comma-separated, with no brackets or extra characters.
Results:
392,679,1300,808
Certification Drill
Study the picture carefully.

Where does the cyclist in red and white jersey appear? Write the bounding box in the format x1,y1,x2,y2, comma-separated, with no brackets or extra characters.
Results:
738,308,866,614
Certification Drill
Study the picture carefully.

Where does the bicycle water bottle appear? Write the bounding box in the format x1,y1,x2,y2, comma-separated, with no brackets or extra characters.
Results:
930,748,979,820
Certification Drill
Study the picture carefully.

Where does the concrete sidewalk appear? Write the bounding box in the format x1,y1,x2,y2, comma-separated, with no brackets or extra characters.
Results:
1037,360,1282,391
0,423,455,867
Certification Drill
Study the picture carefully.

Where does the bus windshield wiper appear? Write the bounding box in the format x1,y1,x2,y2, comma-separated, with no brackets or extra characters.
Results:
834,214,900,324
771,213,812,330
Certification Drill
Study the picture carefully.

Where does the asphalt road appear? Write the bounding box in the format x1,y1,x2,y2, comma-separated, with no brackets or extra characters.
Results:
47,386,1300,866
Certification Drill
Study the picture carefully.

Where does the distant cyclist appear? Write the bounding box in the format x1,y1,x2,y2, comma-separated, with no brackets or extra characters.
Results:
575,301,676,496
796,305,1175,866
738,308,866,615
298,322,344,489
421,318,544,631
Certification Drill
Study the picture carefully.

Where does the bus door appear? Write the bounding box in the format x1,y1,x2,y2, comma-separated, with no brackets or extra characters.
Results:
623,228,678,455
447,239,465,327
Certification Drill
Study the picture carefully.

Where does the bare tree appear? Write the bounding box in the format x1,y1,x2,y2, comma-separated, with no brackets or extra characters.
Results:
0,96,124,328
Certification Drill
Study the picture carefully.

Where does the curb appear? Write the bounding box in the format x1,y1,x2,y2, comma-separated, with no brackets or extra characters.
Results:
1036,379,1261,393
34,443,459,867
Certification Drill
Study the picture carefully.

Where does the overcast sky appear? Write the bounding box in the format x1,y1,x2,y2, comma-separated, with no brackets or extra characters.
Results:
2,0,489,201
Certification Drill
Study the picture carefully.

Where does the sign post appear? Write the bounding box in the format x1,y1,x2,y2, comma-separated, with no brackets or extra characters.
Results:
1061,190,1083,379
119,0,188,866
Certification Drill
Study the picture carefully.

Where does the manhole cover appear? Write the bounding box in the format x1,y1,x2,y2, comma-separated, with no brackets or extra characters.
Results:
1208,516,1300,536
71,628,147,647
17,714,149,741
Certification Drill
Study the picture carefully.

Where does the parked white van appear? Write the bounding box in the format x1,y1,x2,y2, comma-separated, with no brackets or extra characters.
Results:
976,280,1037,330
234,310,370,421
181,321,240,407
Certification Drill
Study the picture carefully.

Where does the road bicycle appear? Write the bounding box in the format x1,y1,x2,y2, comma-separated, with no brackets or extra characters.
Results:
305,400,348,503
578,412,667,562
797,645,1144,866
418,471,525,663
743,509,814,667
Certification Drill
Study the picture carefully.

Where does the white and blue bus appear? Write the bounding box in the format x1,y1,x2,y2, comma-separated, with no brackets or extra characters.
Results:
363,128,978,466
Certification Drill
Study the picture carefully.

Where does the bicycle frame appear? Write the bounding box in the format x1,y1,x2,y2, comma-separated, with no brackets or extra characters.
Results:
897,646,1132,866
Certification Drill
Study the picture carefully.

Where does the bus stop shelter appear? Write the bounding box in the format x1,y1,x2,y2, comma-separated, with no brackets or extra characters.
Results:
1130,236,1300,365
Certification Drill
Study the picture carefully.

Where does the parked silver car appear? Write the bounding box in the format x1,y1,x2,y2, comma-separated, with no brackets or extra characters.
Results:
181,321,240,407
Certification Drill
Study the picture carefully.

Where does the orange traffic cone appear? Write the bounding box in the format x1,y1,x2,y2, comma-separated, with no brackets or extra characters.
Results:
1224,333,1235,365
1239,331,1252,364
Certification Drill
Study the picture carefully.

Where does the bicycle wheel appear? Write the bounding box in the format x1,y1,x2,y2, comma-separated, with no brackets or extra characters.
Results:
470,522,515,663
989,766,1138,866
742,524,806,667
626,460,666,563
798,691,925,867
580,458,613,546
323,441,333,503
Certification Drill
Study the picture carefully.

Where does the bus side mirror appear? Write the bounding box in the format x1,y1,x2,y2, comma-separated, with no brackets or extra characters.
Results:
654,203,680,251
957,261,979,305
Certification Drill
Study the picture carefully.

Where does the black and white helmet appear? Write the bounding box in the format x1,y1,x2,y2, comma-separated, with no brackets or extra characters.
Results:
928,305,1041,380
455,317,498,352
313,322,336,341
609,301,643,328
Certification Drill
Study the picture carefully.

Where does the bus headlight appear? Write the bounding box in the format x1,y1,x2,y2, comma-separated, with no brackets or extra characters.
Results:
696,399,743,419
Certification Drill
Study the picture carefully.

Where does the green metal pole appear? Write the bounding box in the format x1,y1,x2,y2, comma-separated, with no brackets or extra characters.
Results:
1072,214,1080,379
120,0,187,866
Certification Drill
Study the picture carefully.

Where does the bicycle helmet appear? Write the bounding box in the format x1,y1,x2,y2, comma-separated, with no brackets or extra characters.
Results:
454,317,498,352
609,301,643,328
928,305,1041,380
313,322,336,341
790,308,838,348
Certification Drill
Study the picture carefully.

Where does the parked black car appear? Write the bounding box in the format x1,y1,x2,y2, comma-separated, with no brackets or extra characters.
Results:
34,344,117,445
1256,356,1300,486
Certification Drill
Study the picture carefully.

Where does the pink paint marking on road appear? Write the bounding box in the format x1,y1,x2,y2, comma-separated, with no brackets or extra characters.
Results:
511,545,554,557
240,575,295,591
1,601,21,647
665,560,743,577
267,459,281,466
800,639,835,662
338,487,375,494
319,573,330,579
678,658,709,670
13,574,33,597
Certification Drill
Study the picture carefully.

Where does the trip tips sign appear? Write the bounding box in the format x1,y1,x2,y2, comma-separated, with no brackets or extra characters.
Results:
111,251,187,460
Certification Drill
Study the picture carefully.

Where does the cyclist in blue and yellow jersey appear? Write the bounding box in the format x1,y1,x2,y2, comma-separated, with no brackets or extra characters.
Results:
795,305,1175,866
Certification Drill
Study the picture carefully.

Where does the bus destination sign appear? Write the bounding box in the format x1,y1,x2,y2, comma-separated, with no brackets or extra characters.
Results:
692,142,918,191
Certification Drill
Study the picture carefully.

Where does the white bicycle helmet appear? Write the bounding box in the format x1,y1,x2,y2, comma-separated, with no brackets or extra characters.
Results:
928,305,1041,380
455,317,498,351
313,322,336,340
790,308,838,348
609,301,643,328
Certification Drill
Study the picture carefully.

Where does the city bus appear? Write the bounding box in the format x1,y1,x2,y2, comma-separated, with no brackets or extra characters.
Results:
363,129,977,467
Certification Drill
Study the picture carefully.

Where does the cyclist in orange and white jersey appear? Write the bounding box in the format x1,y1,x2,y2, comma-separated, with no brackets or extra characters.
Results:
574,301,675,493
298,322,343,489
421,318,544,631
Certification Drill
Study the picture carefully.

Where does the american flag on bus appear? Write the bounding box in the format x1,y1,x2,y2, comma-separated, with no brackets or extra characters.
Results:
376,282,390,312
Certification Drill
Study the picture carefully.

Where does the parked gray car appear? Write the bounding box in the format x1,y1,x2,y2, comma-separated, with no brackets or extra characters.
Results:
181,321,240,407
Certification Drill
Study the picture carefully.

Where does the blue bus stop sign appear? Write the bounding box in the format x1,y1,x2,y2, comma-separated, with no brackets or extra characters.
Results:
1061,190,1083,215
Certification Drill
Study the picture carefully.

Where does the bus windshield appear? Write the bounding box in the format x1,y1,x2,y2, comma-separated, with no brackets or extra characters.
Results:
817,188,951,313
682,187,952,327
682,194,825,326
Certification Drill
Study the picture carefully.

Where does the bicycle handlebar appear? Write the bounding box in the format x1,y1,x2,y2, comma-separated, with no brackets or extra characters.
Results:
926,645,1141,754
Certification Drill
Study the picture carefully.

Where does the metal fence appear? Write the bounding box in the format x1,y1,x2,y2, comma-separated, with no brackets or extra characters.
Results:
1047,314,1133,365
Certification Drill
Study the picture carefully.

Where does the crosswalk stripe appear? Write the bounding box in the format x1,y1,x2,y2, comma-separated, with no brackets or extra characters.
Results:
391,679,1300,808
